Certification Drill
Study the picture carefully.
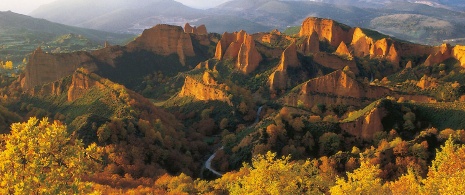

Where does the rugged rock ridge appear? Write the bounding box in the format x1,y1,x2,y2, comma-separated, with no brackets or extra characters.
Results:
127,24,195,66
268,42,300,90
214,30,262,74
335,41,352,58
299,17,350,47
300,30,320,54
179,76,232,105
312,53,359,75
68,69,105,101
340,102,387,140
282,70,392,108
184,23,208,35
452,45,465,67
22,47,97,90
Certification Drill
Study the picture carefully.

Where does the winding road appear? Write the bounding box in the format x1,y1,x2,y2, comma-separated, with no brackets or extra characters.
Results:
204,106,263,177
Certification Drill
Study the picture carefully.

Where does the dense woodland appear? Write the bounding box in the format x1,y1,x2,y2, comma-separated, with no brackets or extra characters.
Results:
0,15,465,194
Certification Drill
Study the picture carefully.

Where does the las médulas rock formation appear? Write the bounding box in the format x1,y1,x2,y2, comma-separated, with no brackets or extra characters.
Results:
268,42,300,90
340,102,388,140
335,41,352,58
300,30,320,54
21,47,97,90
214,30,262,74
127,24,196,66
282,70,392,109
299,17,351,47
23,24,204,90
184,23,208,35
179,76,232,106
453,45,465,67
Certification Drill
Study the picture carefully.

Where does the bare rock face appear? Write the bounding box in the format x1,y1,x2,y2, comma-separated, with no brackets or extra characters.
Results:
313,53,359,75
405,61,413,69
299,17,350,47
350,28,373,57
452,45,465,67
300,30,320,54
68,69,104,101
179,76,232,105
202,71,218,85
335,41,352,58
280,42,300,68
215,30,262,74
127,24,195,65
268,42,301,90
184,23,208,35
340,105,387,140
282,70,390,108
417,75,438,89
22,47,97,90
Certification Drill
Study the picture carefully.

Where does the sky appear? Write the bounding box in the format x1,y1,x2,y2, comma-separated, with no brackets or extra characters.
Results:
0,0,231,15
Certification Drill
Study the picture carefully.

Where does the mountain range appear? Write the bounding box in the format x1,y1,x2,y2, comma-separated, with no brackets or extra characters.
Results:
0,11,133,63
28,0,465,45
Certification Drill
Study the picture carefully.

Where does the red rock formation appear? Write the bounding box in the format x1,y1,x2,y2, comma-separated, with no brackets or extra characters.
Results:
300,30,320,54
299,17,350,47
335,41,352,58
202,71,218,85
313,53,359,75
422,43,451,66
22,47,97,90
350,28,373,57
340,105,387,140
282,70,391,108
405,61,413,69
127,24,195,65
68,69,104,101
184,23,208,35
268,42,301,90
387,44,400,70
214,30,262,74
179,76,232,105
453,45,465,67
417,75,438,89
280,42,300,68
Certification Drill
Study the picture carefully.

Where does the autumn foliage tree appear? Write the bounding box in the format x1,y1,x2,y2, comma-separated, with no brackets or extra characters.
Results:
0,118,98,194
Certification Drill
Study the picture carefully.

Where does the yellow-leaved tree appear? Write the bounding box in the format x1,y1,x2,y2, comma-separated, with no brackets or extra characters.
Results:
330,158,390,195
0,117,99,194
228,151,322,195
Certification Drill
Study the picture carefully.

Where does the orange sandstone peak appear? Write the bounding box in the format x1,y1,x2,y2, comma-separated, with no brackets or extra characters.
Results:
268,42,300,90
453,45,465,67
215,31,262,74
299,17,350,47
301,30,319,54
127,24,195,65
279,42,300,69
179,76,232,105
335,41,352,58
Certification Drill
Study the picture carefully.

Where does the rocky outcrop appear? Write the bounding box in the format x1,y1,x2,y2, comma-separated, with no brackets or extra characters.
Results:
417,75,438,89
282,70,390,108
22,47,97,90
350,28,373,57
300,30,320,54
127,24,195,65
179,76,232,105
340,105,387,140
335,41,352,58
268,42,301,90
313,53,359,75
184,23,208,35
452,45,465,67
299,17,350,47
215,31,262,74
68,69,104,101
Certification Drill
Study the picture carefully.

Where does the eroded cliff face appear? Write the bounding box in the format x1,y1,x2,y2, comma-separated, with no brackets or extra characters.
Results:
179,76,232,105
215,31,262,74
335,41,352,58
184,23,208,35
282,70,390,108
268,42,301,90
452,45,465,67
300,30,320,54
299,17,350,47
127,24,195,65
22,47,97,90
340,106,387,140
313,53,359,75
67,69,105,101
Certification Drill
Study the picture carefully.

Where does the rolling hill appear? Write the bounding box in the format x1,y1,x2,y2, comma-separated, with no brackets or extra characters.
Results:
0,11,133,64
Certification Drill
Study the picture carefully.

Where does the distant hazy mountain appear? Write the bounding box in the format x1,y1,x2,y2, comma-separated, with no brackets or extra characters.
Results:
30,0,205,34
210,0,465,45
0,11,132,62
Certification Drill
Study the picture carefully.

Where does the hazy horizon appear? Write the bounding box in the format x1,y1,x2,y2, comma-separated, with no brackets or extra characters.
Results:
0,0,231,15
